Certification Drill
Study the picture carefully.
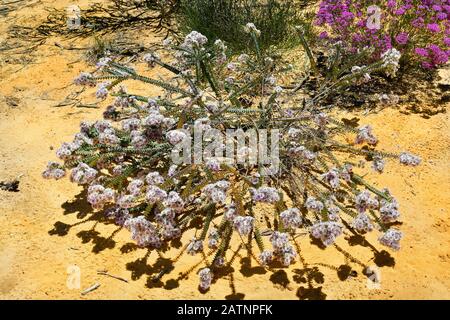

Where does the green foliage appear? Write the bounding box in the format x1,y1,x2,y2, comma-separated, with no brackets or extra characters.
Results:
177,0,309,53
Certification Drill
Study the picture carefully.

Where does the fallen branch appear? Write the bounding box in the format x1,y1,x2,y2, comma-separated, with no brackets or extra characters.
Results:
81,283,100,295
97,270,129,283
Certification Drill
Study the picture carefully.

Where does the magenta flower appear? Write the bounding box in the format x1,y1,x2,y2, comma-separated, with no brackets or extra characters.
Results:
356,19,365,28
436,12,447,20
414,48,428,57
432,5,442,12
428,44,449,65
411,17,424,28
319,31,329,39
394,8,406,15
395,32,409,45
421,61,433,69
387,0,396,9
427,23,440,33
352,33,364,43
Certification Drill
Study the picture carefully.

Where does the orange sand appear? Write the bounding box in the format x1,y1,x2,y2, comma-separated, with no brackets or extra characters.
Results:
0,0,449,300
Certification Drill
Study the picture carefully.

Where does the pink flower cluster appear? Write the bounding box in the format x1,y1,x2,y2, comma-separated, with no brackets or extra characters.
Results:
316,0,449,68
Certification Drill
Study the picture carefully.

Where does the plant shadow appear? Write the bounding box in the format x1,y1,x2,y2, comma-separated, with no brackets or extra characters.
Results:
48,190,397,299
48,190,119,254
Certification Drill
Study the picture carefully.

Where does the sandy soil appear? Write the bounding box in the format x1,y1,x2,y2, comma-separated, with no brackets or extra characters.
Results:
0,1,449,300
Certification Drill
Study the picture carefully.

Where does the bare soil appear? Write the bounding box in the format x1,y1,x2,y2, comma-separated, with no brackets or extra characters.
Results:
0,0,449,300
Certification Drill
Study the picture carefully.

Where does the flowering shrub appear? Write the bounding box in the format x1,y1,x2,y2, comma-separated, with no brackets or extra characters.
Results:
44,26,420,291
315,0,449,68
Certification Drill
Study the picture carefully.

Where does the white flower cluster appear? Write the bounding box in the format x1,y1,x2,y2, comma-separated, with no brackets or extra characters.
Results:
250,187,280,203
87,184,115,210
198,268,213,290
280,208,302,229
372,155,385,173
183,31,208,49
205,158,221,172
117,194,137,209
124,216,161,248
96,121,120,146
146,172,164,185
352,212,374,233
351,65,371,82
73,72,95,86
399,152,421,166
156,208,181,240
314,112,328,128
96,82,110,100
146,185,167,203
143,52,160,68
320,168,340,189
208,227,219,249
70,162,98,185
340,163,353,182
202,180,230,204
379,198,400,223
224,202,237,221
305,196,324,212
214,39,227,64
55,134,92,161
105,207,131,226
259,250,274,266
144,109,174,128
187,238,203,255
377,93,400,105
96,56,112,68
233,216,254,236
238,53,250,63
164,191,185,212
355,125,377,145
311,221,343,246
267,231,297,266
355,190,379,213
287,145,317,161
244,22,261,36
127,179,144,196
42,161,66,180
114,95,136,109
130,136,148,153
166,130,188,145
378,229,402,250
381,48,401,77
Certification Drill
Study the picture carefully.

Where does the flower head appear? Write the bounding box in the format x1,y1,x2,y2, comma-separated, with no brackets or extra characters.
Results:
311,221,343,246
356,125,378,145
280,208,302,229
70,163,98,185
42,161,66,180
352,213,374,233
124,216,161,247
198,268,212,290
250,187,280,203
378,229,402,250
399,152,421,166
244,23,261,36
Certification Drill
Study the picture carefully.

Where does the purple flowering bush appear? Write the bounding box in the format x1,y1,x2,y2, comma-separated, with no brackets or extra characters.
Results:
316,0,450,68
44,26,421,290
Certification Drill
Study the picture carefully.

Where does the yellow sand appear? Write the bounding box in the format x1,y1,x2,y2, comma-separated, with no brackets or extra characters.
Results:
0,0,449,300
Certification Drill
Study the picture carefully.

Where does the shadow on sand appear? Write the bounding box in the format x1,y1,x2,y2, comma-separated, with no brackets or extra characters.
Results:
48,190,396,299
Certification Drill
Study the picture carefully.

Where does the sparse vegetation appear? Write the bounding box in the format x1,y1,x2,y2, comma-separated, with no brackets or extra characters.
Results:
177,0,313,53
